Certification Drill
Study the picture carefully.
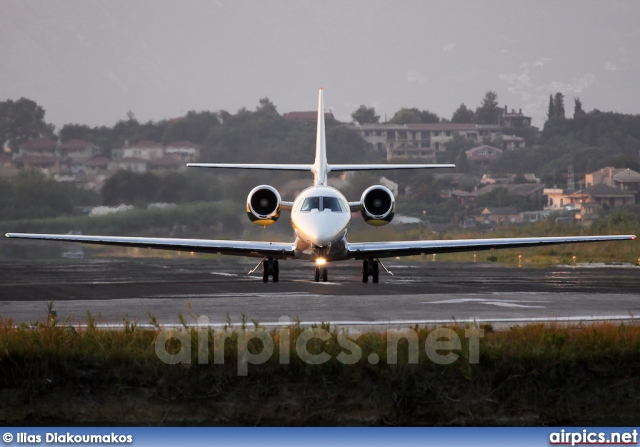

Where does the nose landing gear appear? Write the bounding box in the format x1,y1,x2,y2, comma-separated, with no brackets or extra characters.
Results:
314,267,328,282
362,259,379,283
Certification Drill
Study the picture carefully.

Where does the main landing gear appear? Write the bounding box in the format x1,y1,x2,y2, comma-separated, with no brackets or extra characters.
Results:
262,257,279,283
362,259,379,283
314,267,328,282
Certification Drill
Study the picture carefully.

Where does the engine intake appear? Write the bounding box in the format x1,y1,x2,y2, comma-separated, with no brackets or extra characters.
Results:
247,185,282,226
360,185,395,226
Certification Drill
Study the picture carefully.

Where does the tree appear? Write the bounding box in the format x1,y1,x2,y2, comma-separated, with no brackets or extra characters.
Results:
101,170,160,206
419,109,440,123
351,105,380,124
0,98,55,151
161,111,220,145
451,103,474,123
573,97,585,118
256,97,278,115
547,94,555,120
554,92,565,119
388,108,440,124
388,108,422,124
443,133,475,167
475,91,501,125
0,171,97,219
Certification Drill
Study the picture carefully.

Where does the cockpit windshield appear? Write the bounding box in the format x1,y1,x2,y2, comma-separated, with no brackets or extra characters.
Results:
300,197,320,212
322,197,343,212
298,196,345,212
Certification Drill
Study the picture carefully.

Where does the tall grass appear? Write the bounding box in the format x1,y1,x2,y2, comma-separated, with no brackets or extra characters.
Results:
2,317,640,425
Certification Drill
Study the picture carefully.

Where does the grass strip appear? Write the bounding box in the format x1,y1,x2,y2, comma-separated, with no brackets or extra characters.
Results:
1,318,639,426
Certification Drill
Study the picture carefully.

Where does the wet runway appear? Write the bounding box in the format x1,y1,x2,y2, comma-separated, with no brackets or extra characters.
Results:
1,258,639,327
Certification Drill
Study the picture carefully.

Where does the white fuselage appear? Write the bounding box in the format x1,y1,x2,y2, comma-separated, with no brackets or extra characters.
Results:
291,185,351,261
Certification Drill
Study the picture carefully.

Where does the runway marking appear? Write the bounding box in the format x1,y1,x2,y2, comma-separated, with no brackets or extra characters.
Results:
290,280,341,285
482,302,545,308
425,297,547,309
145,292,315,299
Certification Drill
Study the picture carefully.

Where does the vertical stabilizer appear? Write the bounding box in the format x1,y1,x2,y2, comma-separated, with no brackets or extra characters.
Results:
312,88,328,186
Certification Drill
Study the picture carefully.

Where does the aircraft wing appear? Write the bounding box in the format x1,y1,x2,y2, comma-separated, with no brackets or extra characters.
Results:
347,235,636,259
5,233,295,258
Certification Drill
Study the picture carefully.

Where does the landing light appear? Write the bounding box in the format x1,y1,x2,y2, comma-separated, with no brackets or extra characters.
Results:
316,258,326,266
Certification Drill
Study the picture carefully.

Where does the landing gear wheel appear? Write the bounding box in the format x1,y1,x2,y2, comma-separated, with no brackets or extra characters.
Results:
273,260,279,283
372,261,379,283
362,260,369,283
262,257,279,283
322,268,328,282
314,268,320,282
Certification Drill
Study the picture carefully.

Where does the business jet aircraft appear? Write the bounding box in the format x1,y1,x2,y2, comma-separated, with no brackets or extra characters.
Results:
5,90,636,283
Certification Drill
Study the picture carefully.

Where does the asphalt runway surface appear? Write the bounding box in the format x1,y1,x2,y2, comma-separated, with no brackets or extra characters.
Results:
1,257,639,327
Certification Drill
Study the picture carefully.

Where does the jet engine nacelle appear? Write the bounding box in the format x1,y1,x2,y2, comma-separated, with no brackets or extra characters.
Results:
360,185,395,226
246,185,282,226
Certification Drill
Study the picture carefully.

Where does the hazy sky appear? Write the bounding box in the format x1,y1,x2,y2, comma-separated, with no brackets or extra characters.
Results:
1,0,638,130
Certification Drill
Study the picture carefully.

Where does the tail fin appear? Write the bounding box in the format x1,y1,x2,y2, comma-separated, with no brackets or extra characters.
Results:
312,88,328,186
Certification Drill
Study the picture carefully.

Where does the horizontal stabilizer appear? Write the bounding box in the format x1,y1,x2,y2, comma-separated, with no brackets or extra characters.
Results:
187,163,455,172
329,164,455,171
187,163,312,171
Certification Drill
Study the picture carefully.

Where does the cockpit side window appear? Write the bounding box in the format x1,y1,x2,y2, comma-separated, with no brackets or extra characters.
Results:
322,197,343,212
300,197,320,212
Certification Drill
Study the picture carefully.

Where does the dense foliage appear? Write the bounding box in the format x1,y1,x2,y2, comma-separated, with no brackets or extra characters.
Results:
2,93,640,228
0,172,98,220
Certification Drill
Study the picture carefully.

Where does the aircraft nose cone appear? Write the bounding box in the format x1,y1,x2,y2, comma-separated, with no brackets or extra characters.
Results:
308,230,332,247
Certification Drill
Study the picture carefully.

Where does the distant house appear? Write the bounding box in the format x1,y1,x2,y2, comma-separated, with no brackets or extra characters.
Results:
59,139,102,162
465,145,502,162
520,210,552,223
476,207,521,225
379,176,399,196
82,157,111,175
499,106,532,128
108,157,148,173
449,183,544,206
585,167,640,191
113,141,164,160
544,184,635,210
165,141,201,163
147,156,185,173
388,146,436,161
500,135,526,150
12,155,62,174
15,139,57,158
353,122,503,160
